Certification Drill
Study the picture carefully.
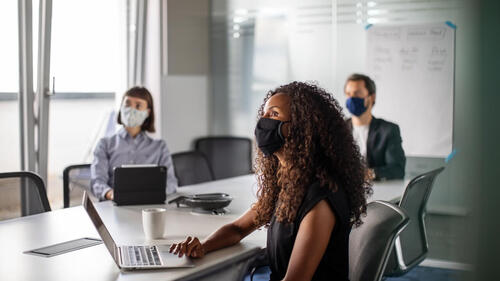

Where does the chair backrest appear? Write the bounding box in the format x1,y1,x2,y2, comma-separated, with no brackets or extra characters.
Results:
0,171,51,220
349,201,409,281
63,164,91,208
172,151,214,186
195,136,252,180
395,166,445,269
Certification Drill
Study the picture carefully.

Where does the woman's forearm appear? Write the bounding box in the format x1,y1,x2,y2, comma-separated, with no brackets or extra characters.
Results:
202,223,248,253
198,208,259,255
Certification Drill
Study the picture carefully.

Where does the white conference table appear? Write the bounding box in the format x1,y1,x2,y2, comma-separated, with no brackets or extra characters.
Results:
0,175,406,281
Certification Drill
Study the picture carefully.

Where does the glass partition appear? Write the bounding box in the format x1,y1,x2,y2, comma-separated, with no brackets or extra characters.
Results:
46,0,126,208
0,0,21,172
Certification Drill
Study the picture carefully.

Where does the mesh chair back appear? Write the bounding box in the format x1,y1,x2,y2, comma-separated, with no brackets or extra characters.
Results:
195,137,252,180
0,172,51,220
172,151,214,186
63,164,91,208
349,201,409,281
385,167,445,275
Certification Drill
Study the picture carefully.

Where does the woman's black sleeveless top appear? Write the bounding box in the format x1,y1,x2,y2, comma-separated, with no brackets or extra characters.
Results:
266,182,351,281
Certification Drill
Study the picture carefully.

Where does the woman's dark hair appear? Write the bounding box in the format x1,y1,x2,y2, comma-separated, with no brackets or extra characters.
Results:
253,81,372,227
117,86,155,132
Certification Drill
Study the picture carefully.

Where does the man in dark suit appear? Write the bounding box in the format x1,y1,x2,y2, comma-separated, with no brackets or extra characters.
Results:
344,73,406,180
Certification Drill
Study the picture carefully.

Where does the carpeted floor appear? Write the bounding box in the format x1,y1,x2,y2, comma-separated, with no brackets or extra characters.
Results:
385,266,468,281
244,265,469,281
425,213,474,264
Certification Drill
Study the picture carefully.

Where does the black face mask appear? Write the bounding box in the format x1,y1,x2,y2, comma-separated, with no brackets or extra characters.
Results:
254,118,290,156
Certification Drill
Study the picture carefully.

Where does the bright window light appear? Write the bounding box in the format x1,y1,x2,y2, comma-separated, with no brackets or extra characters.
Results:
235,9,248,15
367,17,388,24
367,9,389,16
233,16,247,23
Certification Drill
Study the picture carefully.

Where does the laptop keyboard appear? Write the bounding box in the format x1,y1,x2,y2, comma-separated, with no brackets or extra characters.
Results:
123,246,162,266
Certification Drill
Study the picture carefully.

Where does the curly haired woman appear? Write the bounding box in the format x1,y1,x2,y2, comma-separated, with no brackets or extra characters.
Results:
170,81,372,281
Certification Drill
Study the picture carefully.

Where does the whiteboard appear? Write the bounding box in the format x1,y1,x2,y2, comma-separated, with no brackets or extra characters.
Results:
366,22,455,157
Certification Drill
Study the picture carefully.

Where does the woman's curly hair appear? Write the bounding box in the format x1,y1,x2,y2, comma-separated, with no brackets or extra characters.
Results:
253,81,372,227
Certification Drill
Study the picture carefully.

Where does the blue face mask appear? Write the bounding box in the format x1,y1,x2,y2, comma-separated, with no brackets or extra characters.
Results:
346,97,368,116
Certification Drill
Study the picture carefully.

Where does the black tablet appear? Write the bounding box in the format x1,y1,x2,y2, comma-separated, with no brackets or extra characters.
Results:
113,165,167,206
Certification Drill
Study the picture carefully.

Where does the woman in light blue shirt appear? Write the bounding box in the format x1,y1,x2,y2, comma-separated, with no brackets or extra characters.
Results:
90,87,178,200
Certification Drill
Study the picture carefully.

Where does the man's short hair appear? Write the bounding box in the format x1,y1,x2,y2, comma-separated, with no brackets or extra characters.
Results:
346,73,376,95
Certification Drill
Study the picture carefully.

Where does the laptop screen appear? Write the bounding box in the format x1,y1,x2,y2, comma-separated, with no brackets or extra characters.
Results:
82,192,120,266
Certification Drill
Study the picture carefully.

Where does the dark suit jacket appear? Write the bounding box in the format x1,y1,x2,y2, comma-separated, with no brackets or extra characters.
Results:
348,117,406,180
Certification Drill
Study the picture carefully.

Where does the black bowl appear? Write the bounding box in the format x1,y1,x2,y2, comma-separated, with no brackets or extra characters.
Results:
168,193,233,210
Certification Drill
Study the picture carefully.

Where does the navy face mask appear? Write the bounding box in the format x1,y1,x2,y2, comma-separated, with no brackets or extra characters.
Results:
346,97,368,116
254,118,290,157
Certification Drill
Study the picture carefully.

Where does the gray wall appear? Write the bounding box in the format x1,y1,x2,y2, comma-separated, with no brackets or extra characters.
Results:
162,0,210,153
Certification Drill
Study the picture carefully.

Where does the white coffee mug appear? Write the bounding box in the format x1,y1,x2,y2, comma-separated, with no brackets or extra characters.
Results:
142,208,167,240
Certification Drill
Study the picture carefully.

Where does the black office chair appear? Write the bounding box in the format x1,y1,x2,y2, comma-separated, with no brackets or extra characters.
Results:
384,167,445,277
349,200,409,281
63,164,91,208
0,171,51,220
172,151,214,186
194,136,253,180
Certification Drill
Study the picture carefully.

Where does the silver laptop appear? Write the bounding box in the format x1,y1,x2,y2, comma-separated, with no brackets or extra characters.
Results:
82,192,194,270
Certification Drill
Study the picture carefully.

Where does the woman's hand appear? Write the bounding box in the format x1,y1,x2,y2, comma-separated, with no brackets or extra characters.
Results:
168,209,259,259
105,190,113,200
169,236,205,258
365,168,376,181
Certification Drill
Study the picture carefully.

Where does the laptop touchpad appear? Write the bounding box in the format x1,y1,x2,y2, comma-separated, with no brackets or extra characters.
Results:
157,245,195,268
